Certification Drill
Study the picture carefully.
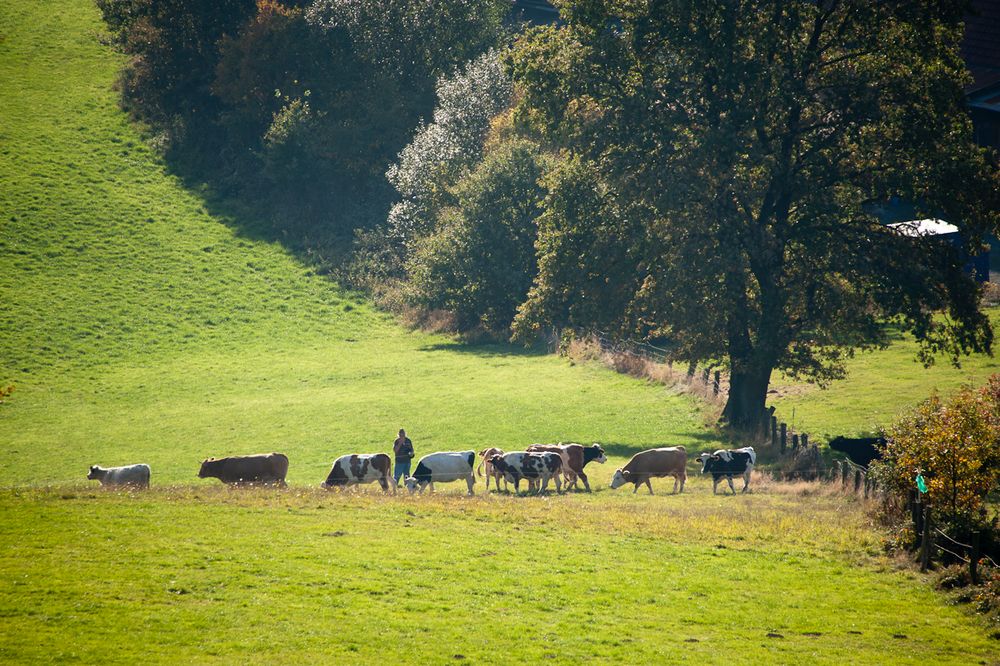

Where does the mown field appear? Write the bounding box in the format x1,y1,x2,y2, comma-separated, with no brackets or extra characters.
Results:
0,0,997,663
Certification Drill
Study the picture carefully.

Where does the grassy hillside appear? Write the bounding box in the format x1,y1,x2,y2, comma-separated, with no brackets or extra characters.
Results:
0,0,718,487
769,318,1000,439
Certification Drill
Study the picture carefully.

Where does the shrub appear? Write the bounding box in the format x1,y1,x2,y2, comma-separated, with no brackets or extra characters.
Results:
406,140,547,332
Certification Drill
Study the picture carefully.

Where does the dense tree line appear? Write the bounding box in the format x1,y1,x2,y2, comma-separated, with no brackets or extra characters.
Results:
100,1,1000,428
97,0,510,239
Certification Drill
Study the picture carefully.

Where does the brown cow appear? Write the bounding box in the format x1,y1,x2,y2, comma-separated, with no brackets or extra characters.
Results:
198,452,289,486
609,446,686,494
477,447,507,491
526,443,607,491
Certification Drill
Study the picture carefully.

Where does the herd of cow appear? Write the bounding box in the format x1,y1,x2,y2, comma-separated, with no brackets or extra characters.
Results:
86,444,760,496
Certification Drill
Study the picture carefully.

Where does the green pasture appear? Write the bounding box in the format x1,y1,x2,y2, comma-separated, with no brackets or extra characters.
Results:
770,317,1000,440
1,486,995,665
0,0,997,662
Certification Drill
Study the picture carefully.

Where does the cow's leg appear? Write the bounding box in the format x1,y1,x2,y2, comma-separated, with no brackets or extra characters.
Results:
579,470,591,492
554,472,562,494
632,481,640,494
672,476,679,494
712,477,720,494
726,476,736,495
679,473,686,493
466,474,475,495
645,478,654,495
742,469,752,493
539,475,549,494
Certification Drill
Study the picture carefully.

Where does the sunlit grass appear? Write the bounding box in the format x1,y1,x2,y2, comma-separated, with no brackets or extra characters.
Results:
0,483,994,664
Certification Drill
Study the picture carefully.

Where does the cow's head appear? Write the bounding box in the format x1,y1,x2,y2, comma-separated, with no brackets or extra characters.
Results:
696,452,719,474
487,454,509,473
586,444,607,464
198,458,215,478
86,465,104,480
609,469,632,489
403,477,419,494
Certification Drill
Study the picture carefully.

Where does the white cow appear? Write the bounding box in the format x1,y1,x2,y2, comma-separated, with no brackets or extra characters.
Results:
404,451,477,495
87,464,151,488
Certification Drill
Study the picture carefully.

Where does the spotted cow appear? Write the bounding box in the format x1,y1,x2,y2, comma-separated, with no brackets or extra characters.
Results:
322,453,395,493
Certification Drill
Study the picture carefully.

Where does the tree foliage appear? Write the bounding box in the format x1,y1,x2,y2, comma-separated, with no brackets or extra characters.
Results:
386,49,514,247
509,0,1000,426
874,377,1000,530
408,140,548,331
97,0,510,234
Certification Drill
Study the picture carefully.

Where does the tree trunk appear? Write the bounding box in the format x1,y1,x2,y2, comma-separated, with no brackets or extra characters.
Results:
721,365,773,430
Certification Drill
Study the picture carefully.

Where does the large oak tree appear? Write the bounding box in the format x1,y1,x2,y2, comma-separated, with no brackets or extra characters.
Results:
510,0,1000,428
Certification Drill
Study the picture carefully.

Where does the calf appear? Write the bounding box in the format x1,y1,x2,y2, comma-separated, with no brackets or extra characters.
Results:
696,446,756,494
404,451,476,495
322,453,395,493
609,447,686,494
526,443,607,491
477,447,507,491
198,452,289,486
87,464,150,488
488,451,563,494
828,436,885,469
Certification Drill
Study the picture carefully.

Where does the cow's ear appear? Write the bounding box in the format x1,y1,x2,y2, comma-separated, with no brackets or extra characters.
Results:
711,454,721,460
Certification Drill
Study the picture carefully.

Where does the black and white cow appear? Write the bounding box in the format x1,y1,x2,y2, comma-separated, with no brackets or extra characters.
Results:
322,453,395,493
696,446,756,494
404,451,477,495
487,451,563,494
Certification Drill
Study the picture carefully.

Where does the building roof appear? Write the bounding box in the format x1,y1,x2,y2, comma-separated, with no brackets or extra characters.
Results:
888,219,960,238
963,0,1000,93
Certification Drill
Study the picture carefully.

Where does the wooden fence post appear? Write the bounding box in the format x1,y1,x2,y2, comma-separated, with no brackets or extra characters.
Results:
779,423,787,455
713,371,721,396
912,492,923,550
792,433,799,451
970,531,981,585
800,433,808,450
702,368,710,385
854,469,863,493
920,505,932,572
686,362,696,382
770,416,778,448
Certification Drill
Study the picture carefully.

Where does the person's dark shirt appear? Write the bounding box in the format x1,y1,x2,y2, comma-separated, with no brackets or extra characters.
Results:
393,437,413,461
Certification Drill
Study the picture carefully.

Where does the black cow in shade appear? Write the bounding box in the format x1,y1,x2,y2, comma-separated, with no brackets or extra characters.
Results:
828,437,885,468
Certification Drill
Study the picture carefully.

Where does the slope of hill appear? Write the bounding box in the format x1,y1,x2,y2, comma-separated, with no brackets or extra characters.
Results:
769,317,1000,438
0,0,719,486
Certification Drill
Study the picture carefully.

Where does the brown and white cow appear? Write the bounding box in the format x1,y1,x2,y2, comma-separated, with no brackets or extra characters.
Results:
476,447,507,491
526,443,607,491
322,453,395,493
609,446,687,495
198,452,289,486
488,451,563,494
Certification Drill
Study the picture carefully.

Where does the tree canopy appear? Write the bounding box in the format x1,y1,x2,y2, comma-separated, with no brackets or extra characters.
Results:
509,0,1000,427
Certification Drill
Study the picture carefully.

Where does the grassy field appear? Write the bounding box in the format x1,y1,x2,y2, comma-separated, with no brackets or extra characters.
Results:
769,319,1000,440
2,485,996,665
1,0,998,662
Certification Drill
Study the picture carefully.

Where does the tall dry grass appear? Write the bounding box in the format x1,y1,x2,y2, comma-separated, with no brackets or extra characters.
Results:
564,335,727,414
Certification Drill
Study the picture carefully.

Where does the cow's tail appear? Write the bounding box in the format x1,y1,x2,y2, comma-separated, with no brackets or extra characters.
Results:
476,460,485,478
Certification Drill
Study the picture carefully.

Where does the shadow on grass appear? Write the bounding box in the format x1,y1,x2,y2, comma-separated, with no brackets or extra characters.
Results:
416,341,550,358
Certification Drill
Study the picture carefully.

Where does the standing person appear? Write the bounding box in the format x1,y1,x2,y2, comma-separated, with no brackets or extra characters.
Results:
393,429,414,484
